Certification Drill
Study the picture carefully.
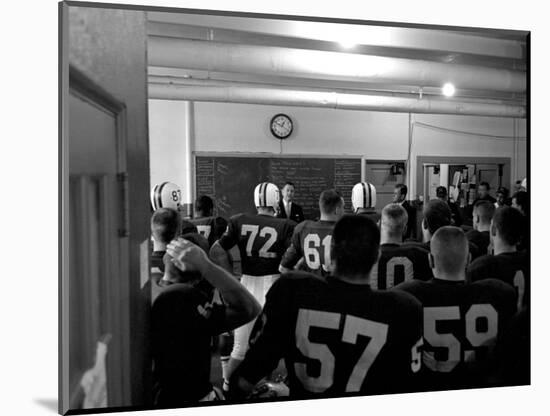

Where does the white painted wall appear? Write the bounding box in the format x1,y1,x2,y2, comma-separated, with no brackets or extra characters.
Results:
149,100,527,199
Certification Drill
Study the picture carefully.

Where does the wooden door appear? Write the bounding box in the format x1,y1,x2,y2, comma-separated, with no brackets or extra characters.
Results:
61,4,150,413
365,161,407,209
477,163,503,193
67,73,130,410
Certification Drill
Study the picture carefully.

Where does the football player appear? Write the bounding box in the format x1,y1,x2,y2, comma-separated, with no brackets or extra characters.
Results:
435,186,462,227
151,208,182,274
151,181,182,211
466,200,495,257
151,182,198,233
210,182,296,387
407,199,479,259
393,183,416,239
190,195,228,249
511,191,528,216
229,215,424,399
351,181,380,224
371,204,432,290
279,189,344,277
151,237,261,406
394,226,516,391
467,206,529,310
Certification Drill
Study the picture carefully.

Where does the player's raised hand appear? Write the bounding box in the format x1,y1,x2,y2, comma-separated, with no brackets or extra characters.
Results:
167,238,210,273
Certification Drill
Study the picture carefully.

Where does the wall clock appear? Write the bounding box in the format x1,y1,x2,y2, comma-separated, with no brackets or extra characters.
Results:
270,113,293,139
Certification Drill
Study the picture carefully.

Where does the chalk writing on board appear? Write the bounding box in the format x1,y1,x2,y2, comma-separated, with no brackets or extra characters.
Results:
195,156,361,219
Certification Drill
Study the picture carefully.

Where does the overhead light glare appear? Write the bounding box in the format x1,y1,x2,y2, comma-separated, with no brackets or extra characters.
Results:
339,40,356,49
442,83,456,97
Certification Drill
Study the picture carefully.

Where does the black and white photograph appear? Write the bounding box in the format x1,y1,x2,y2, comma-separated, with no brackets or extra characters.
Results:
28,0,543,415
60,1,531,414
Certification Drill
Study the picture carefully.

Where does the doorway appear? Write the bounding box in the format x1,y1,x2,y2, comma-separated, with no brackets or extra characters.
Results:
365,160,407,208
67,69,131,409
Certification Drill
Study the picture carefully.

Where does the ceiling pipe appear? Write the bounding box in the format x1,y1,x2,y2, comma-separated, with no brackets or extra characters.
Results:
148,76,526,106
148,82,526,118
148,37,526,93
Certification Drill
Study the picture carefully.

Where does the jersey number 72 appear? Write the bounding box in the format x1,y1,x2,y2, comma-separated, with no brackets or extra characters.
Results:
241,224,278,258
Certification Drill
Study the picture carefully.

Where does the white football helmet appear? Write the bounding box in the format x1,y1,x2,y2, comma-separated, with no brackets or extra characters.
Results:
521,177,527,190
254,182,280,210
352,182,377,212
150,182,182,211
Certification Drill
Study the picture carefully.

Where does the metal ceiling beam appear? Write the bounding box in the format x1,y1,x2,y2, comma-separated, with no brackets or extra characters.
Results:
147,13,526,59
148,82,526,118
147,21,525,70
148,37,526,93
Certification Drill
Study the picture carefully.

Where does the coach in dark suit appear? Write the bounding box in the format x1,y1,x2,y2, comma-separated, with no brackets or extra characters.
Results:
393,183,416,240
277,182,304,223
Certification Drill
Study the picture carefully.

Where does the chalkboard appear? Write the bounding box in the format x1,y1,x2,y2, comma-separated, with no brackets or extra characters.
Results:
195,155,362,220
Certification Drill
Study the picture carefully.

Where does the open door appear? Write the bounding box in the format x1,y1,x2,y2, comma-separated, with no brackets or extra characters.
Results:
365,161,407,208
61,4,150,413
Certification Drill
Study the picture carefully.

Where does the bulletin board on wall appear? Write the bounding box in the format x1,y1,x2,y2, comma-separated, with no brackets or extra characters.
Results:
194,153,363,220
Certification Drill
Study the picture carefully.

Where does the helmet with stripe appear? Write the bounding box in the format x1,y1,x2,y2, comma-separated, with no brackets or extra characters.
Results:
254,182,280,210
150,182,182,211
352,182,377,212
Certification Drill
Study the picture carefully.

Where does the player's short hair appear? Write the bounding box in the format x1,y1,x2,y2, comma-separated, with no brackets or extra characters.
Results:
479,181,490,190
431,226,469,275
162,234,208,283
195,195,214,215
512,191,528,214
492,206,524,246
423,199,452,235
151,208,181,244
331,215,380,277
473,200,495,224
496,186,509,198
381,203,408,236
319,189,344,215
395,183,408,197
436,186,448,199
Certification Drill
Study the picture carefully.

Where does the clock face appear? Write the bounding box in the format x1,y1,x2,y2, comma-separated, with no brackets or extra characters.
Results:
270,114,293,139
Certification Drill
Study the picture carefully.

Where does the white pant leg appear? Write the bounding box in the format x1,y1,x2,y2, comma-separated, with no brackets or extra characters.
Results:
230,274,279,361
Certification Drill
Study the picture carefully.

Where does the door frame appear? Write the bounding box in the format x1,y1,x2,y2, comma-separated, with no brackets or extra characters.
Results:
365,158,408,197
416,156,511,202
63,66,131,409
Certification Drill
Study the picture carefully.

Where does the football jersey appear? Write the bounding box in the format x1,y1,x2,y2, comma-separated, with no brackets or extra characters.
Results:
394,278,516,391
151,280,226,405
466,230,491,258
237,272,423,398
190,216,228,248
370,243,433,290
357,210,381,225
467,251,529,310
218,213,296,276
280,220,336,277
